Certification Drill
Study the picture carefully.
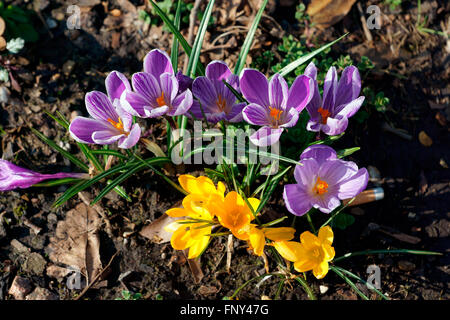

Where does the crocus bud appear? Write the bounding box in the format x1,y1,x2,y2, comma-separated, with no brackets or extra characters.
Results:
0,159,88,191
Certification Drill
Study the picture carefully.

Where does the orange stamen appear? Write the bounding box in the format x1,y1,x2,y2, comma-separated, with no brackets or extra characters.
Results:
107,117,128,135
318,107,331,124
156,92,166,107
313,177,328,195
216,95,226,112
269,107,283,121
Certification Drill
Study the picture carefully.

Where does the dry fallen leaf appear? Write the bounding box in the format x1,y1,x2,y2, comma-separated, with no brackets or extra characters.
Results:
183,250,205,284
0,17,5,36
307,0,357,29
48,203,103,287
139,213,183,244
435,112,447,126
0,36,6,51
418,130,433,147
110,9,122,17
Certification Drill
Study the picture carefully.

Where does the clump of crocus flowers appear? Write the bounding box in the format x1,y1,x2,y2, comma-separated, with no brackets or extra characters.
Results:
164,175,296,259
2,46,372,284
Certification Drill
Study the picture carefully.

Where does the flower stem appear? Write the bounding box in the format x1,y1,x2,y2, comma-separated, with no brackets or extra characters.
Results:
306,211,316,234
294,275,317,300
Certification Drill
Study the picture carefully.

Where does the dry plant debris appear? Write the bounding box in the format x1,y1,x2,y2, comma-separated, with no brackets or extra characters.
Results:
48,203,103,287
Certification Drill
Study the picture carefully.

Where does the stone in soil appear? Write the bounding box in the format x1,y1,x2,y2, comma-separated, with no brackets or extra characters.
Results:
26,287,59,300
398,260,416,271
8,276,33,300
46,264,71,281
23,252,47,276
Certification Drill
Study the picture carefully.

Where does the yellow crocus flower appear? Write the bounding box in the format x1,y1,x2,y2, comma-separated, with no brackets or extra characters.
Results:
273,226,335,279
164,218,212,259
167,175,226,218
208,191,295,256
208,191,260,239
164,175,226,259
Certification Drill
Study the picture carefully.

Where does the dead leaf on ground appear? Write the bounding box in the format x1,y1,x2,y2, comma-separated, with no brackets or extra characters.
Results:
418,130,433,147
139,213,183,244
48,203,103,287
307,0,357,29
0,17,5,36
198,285,219,296
183,250,205,284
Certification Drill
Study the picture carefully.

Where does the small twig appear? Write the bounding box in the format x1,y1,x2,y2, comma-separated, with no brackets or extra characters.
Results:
261,252,269,274
104,155,114,171
22,217,42,235
74,251,119,300
357,2,373,42
226,234,233,274
182,250,204,283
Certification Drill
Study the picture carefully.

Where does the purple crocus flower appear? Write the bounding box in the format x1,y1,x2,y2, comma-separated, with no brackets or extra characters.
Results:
121,49,193,118
176,71,193,94
304,62,365,136
0,160,88,191
240,69,313,147
283,145,368,216
190,61,246,123
69,71,141,149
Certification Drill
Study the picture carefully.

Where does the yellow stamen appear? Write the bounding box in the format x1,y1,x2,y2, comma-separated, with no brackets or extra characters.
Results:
312,248,321,258
269,107,283,121
313,177,328,195
318,107,331,124
107,117,127,135
156,92,166,107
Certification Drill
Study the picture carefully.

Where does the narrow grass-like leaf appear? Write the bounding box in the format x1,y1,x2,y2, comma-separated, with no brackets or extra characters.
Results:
332,266,389,300
234,0,269,74
223,80,248,103
261,216,288,228
44,110,69,129
333,249,442,263
330,265,369,300
337,147,360,158
92,163,146,204
77,143,103,171
30,127,89,172
183,143,302,166
44,110,104,171
293,276,317,300
133,153,188,196
185,0,215,77
256,166,291,214
307,132,344,146
279,33,349,77
149,0,204,76
54,157,170,207
171,0,182,71
32,178,85,187
320,197,355,230
205,168,225,180
90,149,127,160
106,180,131,201
53,163,130,207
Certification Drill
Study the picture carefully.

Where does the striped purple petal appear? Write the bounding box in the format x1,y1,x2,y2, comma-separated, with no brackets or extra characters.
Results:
106,71,131,103
239,68,269,107
249,126,284,147
85,91,119,122
143,49,173,79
